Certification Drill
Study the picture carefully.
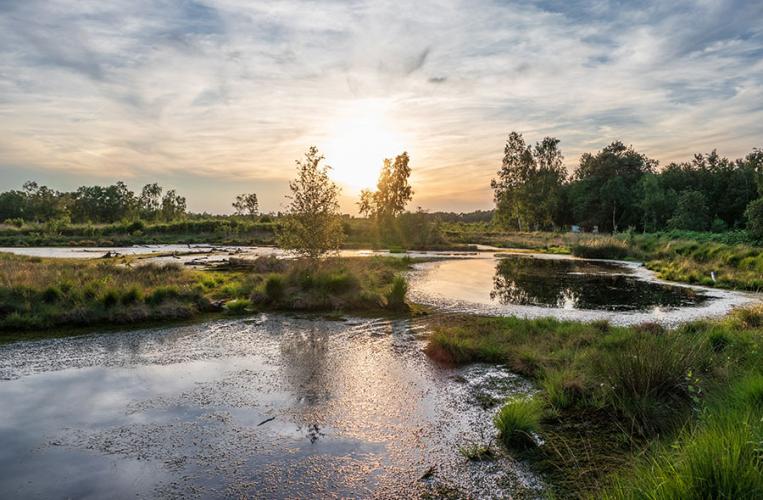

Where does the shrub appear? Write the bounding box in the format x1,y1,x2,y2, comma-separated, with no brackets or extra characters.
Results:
744,197,763,240
494,396,543,449
386,274,408,310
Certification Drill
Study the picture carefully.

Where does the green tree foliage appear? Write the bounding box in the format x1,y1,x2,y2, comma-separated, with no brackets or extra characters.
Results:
668,191,710,231
160,190,187,222
491,132,566,231
745,198,763,240
232,193,259,218
138,183,163,220
570,141,657,232
638,174,676,232
358,152,413,221
277,146,344,259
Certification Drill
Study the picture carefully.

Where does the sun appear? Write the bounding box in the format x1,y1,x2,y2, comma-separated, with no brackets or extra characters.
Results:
322,101,407,192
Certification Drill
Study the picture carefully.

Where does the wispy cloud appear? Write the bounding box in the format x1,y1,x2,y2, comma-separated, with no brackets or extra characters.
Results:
1,0,761,212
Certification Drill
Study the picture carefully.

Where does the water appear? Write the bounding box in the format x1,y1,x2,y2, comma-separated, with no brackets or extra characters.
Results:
0,244,484,266
409,254,755,326
0,316,542,499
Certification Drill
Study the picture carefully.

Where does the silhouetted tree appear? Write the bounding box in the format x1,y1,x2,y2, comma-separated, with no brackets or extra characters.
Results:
232,193,259,218
278,147,344,259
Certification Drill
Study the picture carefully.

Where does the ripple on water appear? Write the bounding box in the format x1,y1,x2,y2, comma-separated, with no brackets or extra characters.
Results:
0,315,545,498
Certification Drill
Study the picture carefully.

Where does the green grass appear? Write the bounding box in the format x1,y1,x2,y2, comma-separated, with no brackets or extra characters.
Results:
494,396,544,449
425,307,763,497
0,253,415,336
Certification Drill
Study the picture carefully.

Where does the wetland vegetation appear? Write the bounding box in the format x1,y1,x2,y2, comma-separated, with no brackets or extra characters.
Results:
426,307,763,498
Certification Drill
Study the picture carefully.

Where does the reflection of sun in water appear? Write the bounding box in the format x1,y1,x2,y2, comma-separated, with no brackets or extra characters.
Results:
322,100,407,192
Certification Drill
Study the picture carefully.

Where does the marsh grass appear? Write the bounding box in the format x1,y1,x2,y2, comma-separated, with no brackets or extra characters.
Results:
0,253,415,334
494,396,543,449
426,307,763,497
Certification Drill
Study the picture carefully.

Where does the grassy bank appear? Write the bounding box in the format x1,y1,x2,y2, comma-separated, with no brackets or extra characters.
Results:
425,309,763,498
569,232,763,291
0,253,414,337
0,219,278,247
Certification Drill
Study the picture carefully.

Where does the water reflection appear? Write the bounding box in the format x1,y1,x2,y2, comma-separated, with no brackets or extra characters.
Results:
490,256,705,311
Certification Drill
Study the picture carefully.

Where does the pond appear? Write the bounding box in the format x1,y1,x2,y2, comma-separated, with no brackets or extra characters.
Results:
0,315,543,499
408,254,753,326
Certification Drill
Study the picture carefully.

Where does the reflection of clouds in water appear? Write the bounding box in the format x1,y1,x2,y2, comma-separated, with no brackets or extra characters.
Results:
0,315,543,498
408,255,756,326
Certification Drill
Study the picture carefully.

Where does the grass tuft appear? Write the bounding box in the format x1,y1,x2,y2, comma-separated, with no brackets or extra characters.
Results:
494,395,543,449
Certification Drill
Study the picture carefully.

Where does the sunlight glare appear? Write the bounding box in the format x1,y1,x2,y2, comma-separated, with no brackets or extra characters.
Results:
322,101,407,192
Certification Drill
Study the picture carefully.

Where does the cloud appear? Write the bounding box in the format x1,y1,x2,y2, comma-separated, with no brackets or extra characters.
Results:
0,0,762,213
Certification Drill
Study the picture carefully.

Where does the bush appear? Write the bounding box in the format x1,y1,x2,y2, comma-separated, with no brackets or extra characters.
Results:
744,198,763,240
493,396,543,449
386,274,408,310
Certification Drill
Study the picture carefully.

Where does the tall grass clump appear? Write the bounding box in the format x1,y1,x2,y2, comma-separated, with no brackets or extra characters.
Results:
225,298,251,314
595,332,708,435
145,285,181,306
120,286,143,305
571,238,630,260
603,408,763,499
386,274,408,310
494,395,543,449
264,275,285,303
542,367,584,410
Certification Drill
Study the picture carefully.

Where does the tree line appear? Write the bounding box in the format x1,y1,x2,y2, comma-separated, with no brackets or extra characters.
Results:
0,179,266,226
492,132,763,235
0,181,187,224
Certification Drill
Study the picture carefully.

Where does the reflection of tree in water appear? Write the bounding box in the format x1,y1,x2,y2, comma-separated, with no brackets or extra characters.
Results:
279,324,332,406
490,256,704,311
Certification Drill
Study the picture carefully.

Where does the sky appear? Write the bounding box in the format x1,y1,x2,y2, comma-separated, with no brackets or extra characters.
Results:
1,0,762,214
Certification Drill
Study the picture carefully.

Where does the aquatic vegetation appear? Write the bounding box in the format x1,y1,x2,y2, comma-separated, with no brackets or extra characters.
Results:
458,442,496,461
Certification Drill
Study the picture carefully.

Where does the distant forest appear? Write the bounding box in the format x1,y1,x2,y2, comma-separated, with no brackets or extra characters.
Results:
2,136,763,239
492,132,763,235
